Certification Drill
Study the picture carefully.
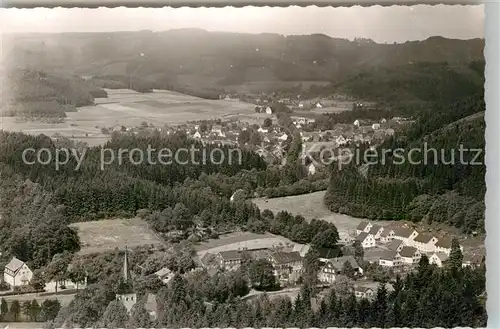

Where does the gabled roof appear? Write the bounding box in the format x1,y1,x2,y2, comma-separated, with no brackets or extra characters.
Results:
399,246,419,258
5,257,25,272
388,239,404,251
355,232,371,242
394,226,416,238
356,221,370,231
413,233,436,244
218,250,243,261
269,251,302,265
317,247,342,259
368,225,382,235
380,228,394,237
380,250,400,261
433,252,449,262
435,237,453,249
327,256,361,271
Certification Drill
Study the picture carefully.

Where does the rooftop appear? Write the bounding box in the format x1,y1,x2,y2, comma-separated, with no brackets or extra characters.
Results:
269,251,302,264
399,246,419,258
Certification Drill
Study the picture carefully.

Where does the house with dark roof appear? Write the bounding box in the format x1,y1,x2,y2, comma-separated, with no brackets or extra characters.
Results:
412,233,438,252
429,252,449,267
318,260,337,284
355,232,376,249
317,247,343,262
354,286,375,300
267,251,303,284
379,250,402,267
379,228,395,243
393,226,419,246
368,225,384,240
356,221,372,235
399,246,421,265
434,236,463,255
462,254,484,269
327,256,364,276
216,250,243,269
3,257,33,288
388,239,405,252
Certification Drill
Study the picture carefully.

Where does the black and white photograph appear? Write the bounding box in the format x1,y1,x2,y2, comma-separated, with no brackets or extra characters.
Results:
0,4,488,329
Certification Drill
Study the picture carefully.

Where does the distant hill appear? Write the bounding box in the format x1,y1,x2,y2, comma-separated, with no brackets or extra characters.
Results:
2,30,484,94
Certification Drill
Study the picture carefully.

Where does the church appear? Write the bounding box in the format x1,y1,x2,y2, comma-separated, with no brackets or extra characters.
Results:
116,246,158,319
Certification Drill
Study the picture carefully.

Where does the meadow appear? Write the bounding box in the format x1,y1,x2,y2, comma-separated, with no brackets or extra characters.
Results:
69,218,164,255
1,88,257,146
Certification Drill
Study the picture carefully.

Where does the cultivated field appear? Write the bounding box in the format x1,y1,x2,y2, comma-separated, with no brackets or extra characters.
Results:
1,88,257,146
69,218,164,255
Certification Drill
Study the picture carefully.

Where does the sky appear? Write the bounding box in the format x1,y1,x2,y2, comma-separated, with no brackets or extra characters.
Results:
0,5,484,43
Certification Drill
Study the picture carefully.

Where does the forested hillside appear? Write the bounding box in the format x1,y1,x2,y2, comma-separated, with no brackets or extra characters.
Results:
324,93,485,233
1,69,107,118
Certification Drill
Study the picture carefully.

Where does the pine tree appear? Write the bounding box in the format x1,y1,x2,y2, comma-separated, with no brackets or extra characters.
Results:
448,238,463,269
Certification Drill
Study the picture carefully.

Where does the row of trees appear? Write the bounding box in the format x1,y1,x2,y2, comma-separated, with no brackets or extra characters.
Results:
0,298,60,322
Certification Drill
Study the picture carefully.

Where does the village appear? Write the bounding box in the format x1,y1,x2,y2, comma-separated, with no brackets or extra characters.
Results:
94,93,408,175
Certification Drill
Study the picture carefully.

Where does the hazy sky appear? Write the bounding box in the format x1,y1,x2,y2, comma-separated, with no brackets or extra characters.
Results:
0,5,484,43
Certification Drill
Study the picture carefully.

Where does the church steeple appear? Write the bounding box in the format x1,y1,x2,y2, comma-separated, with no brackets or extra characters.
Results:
123,246,132,282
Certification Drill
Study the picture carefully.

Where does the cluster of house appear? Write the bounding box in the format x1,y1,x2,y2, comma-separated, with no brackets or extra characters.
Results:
201,242,364,288
354,221,482,269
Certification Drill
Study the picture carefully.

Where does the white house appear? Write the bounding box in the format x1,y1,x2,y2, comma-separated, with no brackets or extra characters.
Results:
336,135,347,146
354,119,360,127
211,125,225,137
265,106,273,114
429,252,449,267
278,133,288,141
316,102,323,108
393,227,419,246
379,250,402,267
433,237,462,256
355,232,376,249
372,123,381,130
387,239,405,254
368,225,384,240
355,221,373,236
298,103,304,108
3,257,33,288
399,246,421,265
318,261,336,284
354,287,375,300
339,232,353,245
257,127,269,134
193,131,202,139
379,228,395,243
412,233,439,253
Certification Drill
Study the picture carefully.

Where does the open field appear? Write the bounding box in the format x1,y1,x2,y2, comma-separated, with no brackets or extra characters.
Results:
69,218,164,255
252,191,394,235
195,231,295,258
1,88,257,146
